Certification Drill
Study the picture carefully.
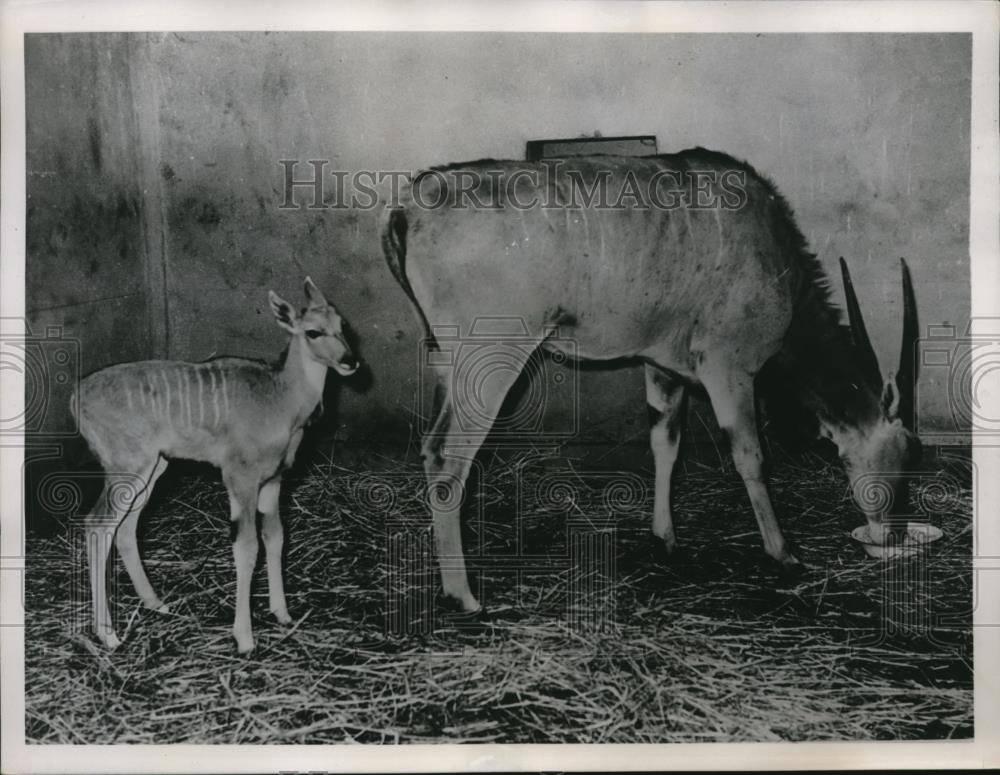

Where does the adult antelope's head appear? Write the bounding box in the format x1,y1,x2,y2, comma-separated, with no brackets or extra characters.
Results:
829,258,921,543
269,277,360,376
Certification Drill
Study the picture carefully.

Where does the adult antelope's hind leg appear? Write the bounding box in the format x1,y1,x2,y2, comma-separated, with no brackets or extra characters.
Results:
114,456,170,613
645,365,686,555
258,476,291,625
697,356,801,569
423,350,537,614
224,469,261,653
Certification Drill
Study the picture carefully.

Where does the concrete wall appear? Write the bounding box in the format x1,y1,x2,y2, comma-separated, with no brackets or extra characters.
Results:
25,32,971,451
26,35,152,404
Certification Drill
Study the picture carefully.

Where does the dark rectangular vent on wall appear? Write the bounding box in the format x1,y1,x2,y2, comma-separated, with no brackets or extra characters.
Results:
525,135,658,161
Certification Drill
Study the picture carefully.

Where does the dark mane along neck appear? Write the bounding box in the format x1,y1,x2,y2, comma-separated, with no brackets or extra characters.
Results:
757,176,881,437
773,294,882,433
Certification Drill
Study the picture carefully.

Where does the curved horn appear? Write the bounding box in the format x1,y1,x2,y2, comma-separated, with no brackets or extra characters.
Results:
896,257,919,430
839,257,882,392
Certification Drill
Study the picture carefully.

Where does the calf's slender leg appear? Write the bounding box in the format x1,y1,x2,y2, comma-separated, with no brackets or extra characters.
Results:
258,476,291,624
225,469,262,653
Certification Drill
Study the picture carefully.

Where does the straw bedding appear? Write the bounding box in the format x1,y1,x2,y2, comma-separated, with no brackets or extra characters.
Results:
24,445,973,743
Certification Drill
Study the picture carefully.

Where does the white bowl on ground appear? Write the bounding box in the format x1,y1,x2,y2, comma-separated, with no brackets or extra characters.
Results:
850,522,943,559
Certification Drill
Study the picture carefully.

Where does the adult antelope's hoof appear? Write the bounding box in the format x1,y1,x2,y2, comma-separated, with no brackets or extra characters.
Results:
773,555,807,586
436,592,489,628
443,604,492,635
446,605,488,621
650,538,682,565
440,601,486,620
150,601,170,614
438,590,482,616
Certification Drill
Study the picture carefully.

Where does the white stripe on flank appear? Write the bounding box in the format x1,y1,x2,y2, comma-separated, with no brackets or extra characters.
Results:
195,368,204,426
178,369,186,426
163,370,172,423
209,368,219,428
178,370,189,427
146,376,156,416
666,207,678,259
713,208,726,268
220,368,230,420
598,215,605,267
125,384,133,411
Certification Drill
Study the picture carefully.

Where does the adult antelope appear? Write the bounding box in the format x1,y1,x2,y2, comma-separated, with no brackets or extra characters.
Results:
383,149,920,614
73,278,359,652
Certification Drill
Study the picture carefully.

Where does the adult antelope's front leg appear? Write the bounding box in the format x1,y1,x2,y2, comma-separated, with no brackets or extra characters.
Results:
224,470,261,653
258,476,291,625
697,356,801,569
645,365,686,554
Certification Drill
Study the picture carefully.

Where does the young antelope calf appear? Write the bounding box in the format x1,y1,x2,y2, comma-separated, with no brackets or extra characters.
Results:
73,278,358,653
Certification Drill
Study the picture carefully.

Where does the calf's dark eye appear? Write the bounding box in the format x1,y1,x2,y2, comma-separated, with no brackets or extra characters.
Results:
305,330,323,340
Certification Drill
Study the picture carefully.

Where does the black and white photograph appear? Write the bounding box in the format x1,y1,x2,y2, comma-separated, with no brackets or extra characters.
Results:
1,1,998,771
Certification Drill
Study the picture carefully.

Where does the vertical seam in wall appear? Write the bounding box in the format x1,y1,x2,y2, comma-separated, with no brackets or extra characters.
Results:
127,32,170,359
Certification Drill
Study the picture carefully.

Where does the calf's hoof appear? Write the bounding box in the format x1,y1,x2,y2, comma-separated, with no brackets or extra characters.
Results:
233,630,255,655
97,629,122,651
271,608,292,626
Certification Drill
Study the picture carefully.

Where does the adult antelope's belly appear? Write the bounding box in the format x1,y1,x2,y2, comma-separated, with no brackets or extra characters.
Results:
542,300,698,372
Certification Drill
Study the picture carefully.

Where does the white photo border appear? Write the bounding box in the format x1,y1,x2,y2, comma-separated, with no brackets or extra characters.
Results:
2,1,997,772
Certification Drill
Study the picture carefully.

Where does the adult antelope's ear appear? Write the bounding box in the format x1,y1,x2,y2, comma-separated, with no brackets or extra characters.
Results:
304,276,328,310
881,371,902,420
269,290,299,333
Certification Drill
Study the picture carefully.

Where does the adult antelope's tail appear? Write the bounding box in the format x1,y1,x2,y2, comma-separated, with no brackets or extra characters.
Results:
381,207,436,346
381,207,409,294
69,381,84,436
